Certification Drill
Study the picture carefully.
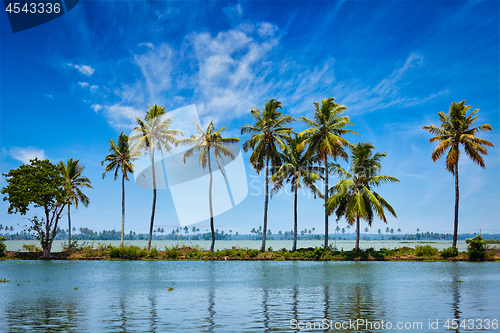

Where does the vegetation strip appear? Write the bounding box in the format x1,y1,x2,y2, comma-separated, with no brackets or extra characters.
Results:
1,239,498,261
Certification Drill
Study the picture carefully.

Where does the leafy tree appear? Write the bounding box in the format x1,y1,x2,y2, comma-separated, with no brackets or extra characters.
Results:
423,100,494,248
270,135,322,251
131,104,183,251
298,98,357,248
326,143,399,250
241,99,295,251
57,158,93,248
1,159,68,258
102,132,139,247
177,121,240,251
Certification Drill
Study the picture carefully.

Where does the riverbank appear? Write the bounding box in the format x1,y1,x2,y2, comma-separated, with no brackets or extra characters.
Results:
2,245,499,261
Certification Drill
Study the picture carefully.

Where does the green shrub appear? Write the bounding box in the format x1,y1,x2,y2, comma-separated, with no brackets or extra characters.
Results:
313,247,325,258
466,235,487,261
247,249,260,258
109,245,147,259
22,244,42,252
148,246,159,258
440,247,458,259
164,247,182,259
0,236,7,255
415,245,438,257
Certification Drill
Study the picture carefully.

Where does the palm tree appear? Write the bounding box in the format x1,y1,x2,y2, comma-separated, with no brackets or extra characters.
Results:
176,121,240,252
241,99,295,251
298,98,357,248
326,142,399,250
269,135,322,251
131,104,183,251
58,159,93,247
102,133,139,247
423,100,494,248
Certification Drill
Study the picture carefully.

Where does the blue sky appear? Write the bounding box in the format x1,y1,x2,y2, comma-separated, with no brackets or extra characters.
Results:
1,1,499,236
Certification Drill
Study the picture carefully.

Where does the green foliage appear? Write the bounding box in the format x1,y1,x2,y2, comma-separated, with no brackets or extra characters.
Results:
415,245,438,257
440,246,459,259
1,159,68,257
326,143,399,250
0,236,6,255
0,279,9,282
108,245,147,259
247,249,260,258
148,246,159,257
22,244,42,252
466,235,487,261
313,247,325,258
164,246,182,259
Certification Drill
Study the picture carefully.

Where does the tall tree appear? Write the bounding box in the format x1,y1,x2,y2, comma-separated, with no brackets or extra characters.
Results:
101,132,140,247
1,159,68,258
269,135,322,251
176,121,240,252
298,98,357,248
57,159,93,248
131,104,183,251
423,100,493,248
326,143,399,250
241,99,295,251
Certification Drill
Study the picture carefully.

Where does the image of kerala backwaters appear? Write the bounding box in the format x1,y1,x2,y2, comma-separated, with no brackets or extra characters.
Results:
0,260,499,332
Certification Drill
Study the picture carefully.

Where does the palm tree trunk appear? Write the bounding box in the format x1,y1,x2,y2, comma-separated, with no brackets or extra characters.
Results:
453,159,459,248
261,158,269,252
355,216,360,251
147,144,156,252
208,148,215,252
292,177,298,252
67,205,71,247
121,173,125,247
324,154,329,249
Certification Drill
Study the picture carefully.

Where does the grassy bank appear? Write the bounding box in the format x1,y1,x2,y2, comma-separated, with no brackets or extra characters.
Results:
1,244,499,261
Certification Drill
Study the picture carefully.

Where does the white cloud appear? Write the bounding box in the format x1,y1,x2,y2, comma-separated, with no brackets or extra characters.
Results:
222,3,242,21
90,85,98,91
91,104,103,113
139,42,155,50
257,22,277,37
131,43,175,103
103,104,144,129
9,147,47,164
68,63,95,76
78,82,89,87
43,94,54,100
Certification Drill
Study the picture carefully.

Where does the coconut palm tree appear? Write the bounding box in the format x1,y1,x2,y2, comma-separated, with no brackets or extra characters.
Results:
241,99,295,251
326,142,399,250
298,98,357,248
269,135,322,251
423,100,494,248
176,121,240,252
131,104,183,251
101,132,140,247
57,159,93,247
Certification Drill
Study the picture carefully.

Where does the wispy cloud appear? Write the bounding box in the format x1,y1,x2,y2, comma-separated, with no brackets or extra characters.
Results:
84,22,448,130
43,94,54,100
78,82,89,87
138,42,155,50
68,63,95,76
103,104,144,129
9,147,47,164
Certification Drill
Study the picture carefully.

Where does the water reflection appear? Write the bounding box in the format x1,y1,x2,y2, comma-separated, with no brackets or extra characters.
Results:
0,261,498,332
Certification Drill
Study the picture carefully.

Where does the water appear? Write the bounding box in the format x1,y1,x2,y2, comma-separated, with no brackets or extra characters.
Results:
0,261,498,332
4,239,482,252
